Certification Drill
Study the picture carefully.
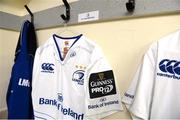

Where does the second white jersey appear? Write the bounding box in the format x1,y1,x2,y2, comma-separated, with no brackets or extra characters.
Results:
122,30,180,119
32,34,122,120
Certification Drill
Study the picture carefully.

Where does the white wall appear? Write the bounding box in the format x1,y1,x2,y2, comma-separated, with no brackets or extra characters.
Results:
0,0,77,16
0,29,19,111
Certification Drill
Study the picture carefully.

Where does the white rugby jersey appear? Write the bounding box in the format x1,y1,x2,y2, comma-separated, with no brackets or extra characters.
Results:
122,30,180,119
32,34,122,120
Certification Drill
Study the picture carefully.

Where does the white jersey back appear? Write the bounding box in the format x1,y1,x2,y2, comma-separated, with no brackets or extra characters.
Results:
122,30,180,119
32,34,122,120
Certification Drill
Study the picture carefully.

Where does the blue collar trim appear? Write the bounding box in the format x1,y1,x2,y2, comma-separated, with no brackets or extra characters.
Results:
53,34,82,61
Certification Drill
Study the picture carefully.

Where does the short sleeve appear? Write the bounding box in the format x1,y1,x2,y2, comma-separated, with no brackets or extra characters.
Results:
122,64,142,105
85,47,123,119
32,48,41,96
32,48,40,81
122,43,157,119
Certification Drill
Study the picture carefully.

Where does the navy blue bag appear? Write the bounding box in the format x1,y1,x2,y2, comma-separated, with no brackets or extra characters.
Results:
6,20,37,119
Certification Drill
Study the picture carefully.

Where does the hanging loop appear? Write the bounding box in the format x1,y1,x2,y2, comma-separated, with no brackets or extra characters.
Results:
24,5,34,23
61,0,70,23
126,0,135,12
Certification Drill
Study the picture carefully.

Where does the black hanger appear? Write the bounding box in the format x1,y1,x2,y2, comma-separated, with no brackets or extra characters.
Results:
61,0,70,23
24,5,34,23
126,0,135,12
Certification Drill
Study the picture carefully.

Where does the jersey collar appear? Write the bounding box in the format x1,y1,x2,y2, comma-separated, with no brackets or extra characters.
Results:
52,34,83,63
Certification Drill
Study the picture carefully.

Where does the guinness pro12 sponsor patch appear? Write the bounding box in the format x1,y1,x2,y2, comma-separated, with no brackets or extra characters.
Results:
89,70,116,99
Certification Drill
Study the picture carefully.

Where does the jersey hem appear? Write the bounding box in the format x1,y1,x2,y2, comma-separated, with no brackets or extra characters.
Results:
85,108,123,119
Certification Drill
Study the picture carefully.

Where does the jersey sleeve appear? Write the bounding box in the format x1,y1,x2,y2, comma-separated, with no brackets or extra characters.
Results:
32,48,40,84
122,43,157,119
85,47,123,119
122,64,141,105
32,48,41,105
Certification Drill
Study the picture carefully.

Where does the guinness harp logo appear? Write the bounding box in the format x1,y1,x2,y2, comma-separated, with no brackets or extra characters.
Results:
98,73,105,80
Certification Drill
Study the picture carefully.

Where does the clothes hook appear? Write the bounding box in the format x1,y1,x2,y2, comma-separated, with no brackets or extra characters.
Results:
24,5,34,23
61,0,70,23
126,0,135,12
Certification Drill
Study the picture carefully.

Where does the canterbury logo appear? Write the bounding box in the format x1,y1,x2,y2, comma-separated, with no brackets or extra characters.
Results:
41,63,55,73
159,59,180,75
